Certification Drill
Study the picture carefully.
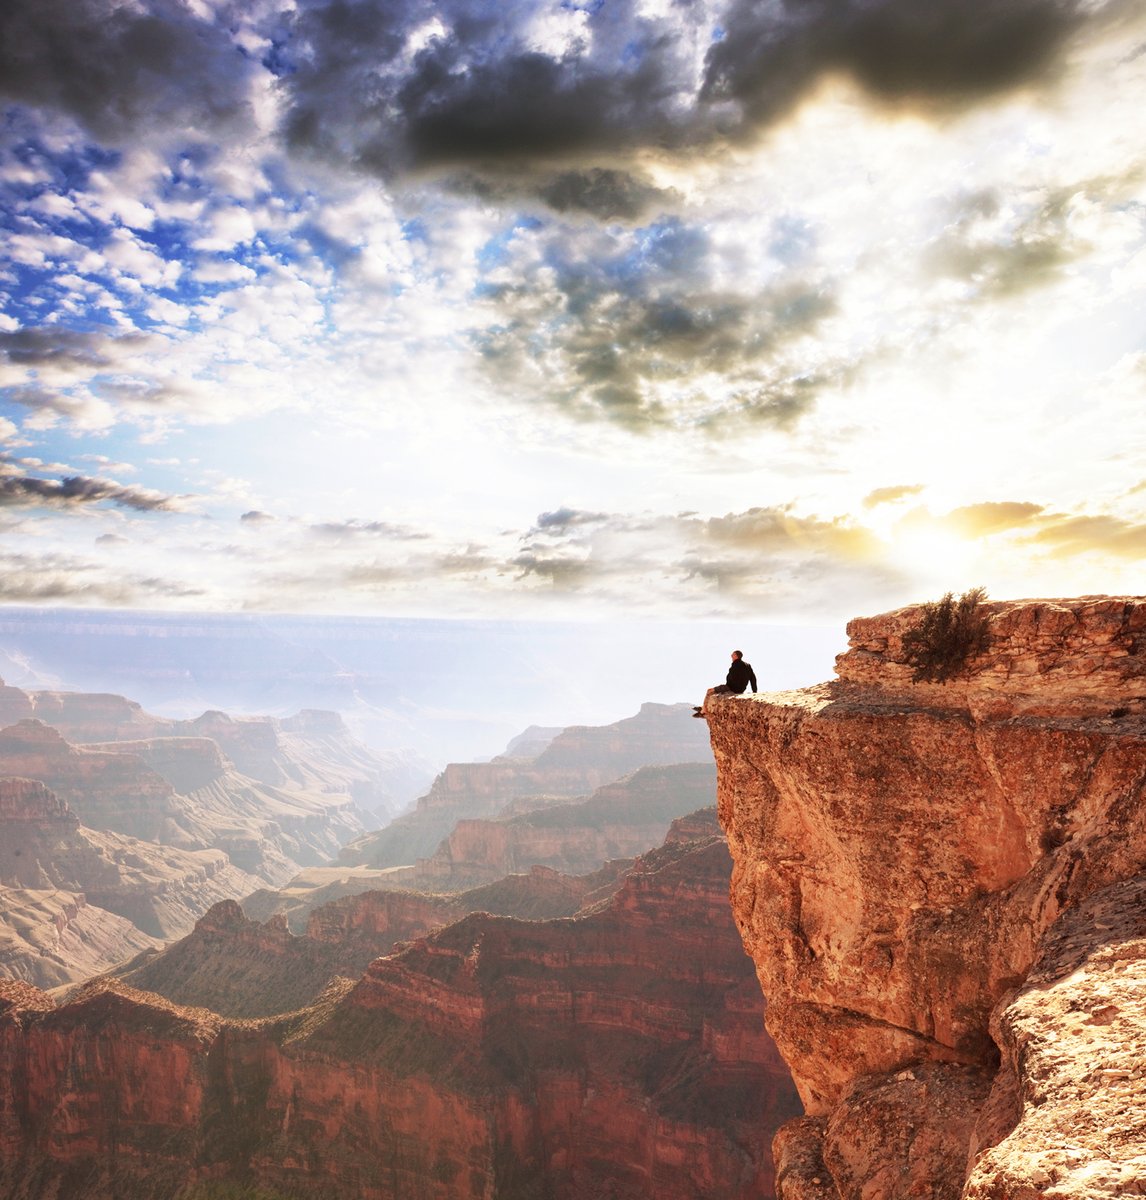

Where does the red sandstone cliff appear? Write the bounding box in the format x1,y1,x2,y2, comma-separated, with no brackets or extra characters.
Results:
0,826,801,1200
707,595,1146,1200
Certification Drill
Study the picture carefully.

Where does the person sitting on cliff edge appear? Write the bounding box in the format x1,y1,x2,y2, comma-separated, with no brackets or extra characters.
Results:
693,650,758,717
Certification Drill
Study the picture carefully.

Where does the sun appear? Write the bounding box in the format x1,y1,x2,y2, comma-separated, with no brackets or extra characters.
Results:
891,525,980,595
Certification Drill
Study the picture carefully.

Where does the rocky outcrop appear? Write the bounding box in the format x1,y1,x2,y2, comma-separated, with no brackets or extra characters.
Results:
342,702,713,869
0,887,158,990
0,829,801,1200
243,854,634,933
120,851,642,1015
414,762,717,888
2,687,163,742
0,775,264,965
0,720,187,844
0,677,426,822
708,595,1146,1200
1,720,367,883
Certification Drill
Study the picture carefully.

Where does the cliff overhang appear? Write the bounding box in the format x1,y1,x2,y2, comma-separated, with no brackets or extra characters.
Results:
708,596,1146,1199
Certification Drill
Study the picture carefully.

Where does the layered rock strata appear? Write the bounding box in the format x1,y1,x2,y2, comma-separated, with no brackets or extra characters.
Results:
0,720,365,881
413,762,717,888
707,595,1146,1199
0,828,801,1200
0,677,420,821
0,777,262,977
119,836,655,1015
0,887,158,990
342,702,712,869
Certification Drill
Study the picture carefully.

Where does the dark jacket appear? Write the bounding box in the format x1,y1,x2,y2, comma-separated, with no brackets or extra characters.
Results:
726,658,757,694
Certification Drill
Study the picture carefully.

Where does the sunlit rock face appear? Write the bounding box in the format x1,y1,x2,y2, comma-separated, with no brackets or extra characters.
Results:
708,596,1146,1200
0,827,801,1200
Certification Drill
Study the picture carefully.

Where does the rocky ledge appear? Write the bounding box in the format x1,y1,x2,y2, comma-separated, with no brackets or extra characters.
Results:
707,595,1146,1200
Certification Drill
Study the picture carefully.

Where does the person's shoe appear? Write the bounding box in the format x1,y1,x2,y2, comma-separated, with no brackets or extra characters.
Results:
692,707,705,718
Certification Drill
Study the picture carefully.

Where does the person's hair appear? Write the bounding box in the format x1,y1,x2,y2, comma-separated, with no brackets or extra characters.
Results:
731,650,742,658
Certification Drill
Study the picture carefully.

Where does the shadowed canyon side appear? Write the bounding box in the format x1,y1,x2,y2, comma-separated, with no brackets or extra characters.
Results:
706,596,1146,1199
0,825,802,1200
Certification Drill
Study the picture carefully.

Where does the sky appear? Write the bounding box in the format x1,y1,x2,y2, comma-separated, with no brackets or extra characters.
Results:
1,0,1145,625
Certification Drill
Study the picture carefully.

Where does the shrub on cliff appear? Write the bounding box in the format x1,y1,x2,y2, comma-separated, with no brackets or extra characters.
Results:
902,587,991,683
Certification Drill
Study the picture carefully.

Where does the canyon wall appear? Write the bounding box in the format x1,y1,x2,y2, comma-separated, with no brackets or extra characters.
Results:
413,762,717,888
342,702,712,869
707,596,1146,1199
0,825,801,1200
119,812,718,1018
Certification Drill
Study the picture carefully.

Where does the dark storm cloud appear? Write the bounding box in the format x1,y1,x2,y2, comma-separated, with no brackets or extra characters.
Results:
0,473,181,512
535,169,677,222
276,0,1116,190
0,0,262,143
702,0,1095,125
1,0,1118,196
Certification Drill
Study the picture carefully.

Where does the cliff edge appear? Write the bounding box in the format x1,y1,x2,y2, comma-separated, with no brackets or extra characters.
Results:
707,596,1146,1200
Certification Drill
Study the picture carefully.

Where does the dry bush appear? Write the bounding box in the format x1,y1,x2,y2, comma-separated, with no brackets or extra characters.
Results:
902,587,991,683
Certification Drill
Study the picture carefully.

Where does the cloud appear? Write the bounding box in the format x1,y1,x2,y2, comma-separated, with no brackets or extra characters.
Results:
864,484,925,508
274,0,1121,195
0,471,184,512
940,501,1047,537
1021,512,1146,560
0,328,149,374
310,519,431,541
0,549,205,604
532,507,611,534
0,0,266,146
473,218,841,432
923,187,1095,299
703,0,1100,126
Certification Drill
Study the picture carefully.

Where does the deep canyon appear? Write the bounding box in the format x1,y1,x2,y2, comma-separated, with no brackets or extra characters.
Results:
2,596,1145,1198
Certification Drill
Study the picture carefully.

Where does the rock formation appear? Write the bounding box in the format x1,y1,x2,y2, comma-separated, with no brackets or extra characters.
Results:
0,776,263,983
0,886,158,991
0,676,423,821
0,824,801,1200
342,702,713,869
117,826,668,1016
0,717,370,879
413,761,717,888
242,854,634,933
707,595,1146,1199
